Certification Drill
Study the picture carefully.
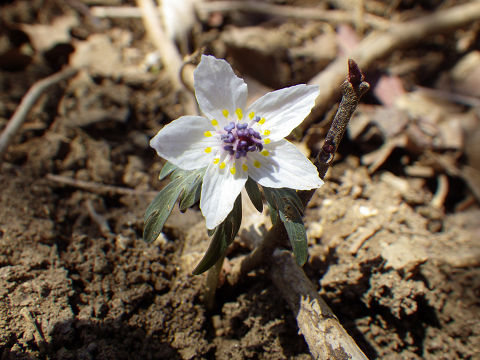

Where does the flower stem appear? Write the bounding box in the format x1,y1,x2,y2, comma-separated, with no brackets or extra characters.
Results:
203,253,225,311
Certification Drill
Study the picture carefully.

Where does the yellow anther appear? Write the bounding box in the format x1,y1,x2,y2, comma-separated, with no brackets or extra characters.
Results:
230,167,236,175
219,162,226,169
205,147,212,153
254,160,261,168
211,119,218,126
242,164,248,171
259,117,266,125
213,158,220,164
248,112,255,120
222,109,229,118
261,150,269,156
204,131,212,137
263,129,270,136
235,108,243,120
264,138,271,144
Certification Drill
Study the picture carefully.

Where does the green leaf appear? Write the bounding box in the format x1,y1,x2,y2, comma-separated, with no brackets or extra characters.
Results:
245,177,263,212
267,201,279,226
159,161,177,180
192,195,242,275
178,175,203,211
144,166,205,243
263,187,308,266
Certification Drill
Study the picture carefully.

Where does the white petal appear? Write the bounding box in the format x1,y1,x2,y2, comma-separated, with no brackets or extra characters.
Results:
247,85,319,141
150,115,218,170
200,160,248,229
194,55,248,124
247,139,323,190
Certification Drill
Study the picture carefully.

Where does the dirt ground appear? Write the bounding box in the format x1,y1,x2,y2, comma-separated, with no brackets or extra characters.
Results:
1,0,479,359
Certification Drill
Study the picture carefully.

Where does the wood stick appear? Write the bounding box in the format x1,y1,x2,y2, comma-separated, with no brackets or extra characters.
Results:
197,1,390,30
46,174,157,197
91,3,390,29
270,251,368,360
0,67,77,162
135,0,197,114
301,1,480,133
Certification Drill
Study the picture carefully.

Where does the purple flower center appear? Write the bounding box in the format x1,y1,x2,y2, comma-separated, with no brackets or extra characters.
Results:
221,122,263,159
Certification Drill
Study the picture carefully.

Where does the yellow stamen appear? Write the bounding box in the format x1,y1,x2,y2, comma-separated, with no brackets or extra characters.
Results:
242,164,248,171
204,131,212,137
235,108,243,120
219,162,226,169
254,160,261,168
230,167,236,175
222,109,229,118
261,150,269,156
264,138,271,144
205,147,212,153
259,117,266,125
213,158,220,164
211,119,218,126
263,129,270,136
248,112,255,120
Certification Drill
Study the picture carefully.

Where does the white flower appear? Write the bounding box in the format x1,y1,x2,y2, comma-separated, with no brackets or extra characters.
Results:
151,55,323,229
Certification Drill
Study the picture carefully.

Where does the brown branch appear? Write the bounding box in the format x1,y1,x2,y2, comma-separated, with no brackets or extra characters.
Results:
196,1,390,30
135,0,197,114
0,67,77,162
270,251,369,360
300,1,480,133
226,60,369,283
46,174,158,197
226,60,370,359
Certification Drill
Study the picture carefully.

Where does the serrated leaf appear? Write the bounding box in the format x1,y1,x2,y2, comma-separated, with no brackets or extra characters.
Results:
263,187,308,266
159,161,177,180
144,166,205,243
267,201,279,225
278,204,308,266
192,195,242,275
245,177,263,212
178,173,203,211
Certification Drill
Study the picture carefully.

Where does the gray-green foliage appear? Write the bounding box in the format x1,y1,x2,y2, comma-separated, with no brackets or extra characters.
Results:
263,187,308,266
144,162,243,275
192,195,242,274
144,163,205,243
144,163,309,274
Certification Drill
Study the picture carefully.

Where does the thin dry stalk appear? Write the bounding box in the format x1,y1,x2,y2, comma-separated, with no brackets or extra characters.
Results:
135,0,197,114
226,60,370,359
196,1,390,30
46,174,158,197
91,6,144,18
301,1,480,133
0,67,77,162
270,251,369,360
227,60,369,285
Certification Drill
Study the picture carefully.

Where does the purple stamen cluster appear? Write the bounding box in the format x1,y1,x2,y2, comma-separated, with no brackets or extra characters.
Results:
221,122,263,158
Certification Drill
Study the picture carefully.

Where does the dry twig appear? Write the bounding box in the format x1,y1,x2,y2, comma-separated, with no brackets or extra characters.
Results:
0,67,77,162
301,1,480,133
135,0,197,115
227,60,370,360
271,251,368,360
85,199,114,239
20,308,48,355
91,2,389,30
46,174,157,197
196,1,390,30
